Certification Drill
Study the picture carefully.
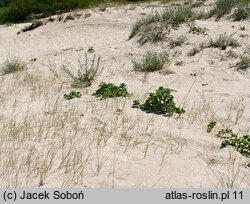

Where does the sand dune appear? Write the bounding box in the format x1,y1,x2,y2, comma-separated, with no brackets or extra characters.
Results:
0,1,249,188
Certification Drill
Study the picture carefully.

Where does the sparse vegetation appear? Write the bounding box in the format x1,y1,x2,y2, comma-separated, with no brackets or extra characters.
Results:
175,60,184,66
169,35,187,48
129,12,161,40
208,0,250,19
93,82,131,99
0,59,26,75
236,55,250,70
130,6,195,44
1,0,250,189
226,50,238,58
62,53,103,88
233,7,250,21
210,0,236,18
164,6,194,28
216,128,233,138
132,87,185,116
209,34,239,50
187,47,201,56
189,24,209,35
132,51,169,72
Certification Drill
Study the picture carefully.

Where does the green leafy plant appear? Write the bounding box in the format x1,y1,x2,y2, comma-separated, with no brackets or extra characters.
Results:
62,53,103,88
207,121,217,133
132,51,169,72
132,87,185,116
0,59,26,75
93,82,131,99
209,34,239,50
236,55,250,71
221,133,250,157
64,91,82,100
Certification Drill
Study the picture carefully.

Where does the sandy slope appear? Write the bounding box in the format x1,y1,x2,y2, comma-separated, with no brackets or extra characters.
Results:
0,1,249,188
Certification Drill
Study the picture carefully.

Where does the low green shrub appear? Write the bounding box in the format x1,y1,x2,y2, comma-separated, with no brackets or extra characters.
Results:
132,51,169,72
132,87,185,116
0,59,26,75
221,133,250,157
64,91,82,100
93,82,131,99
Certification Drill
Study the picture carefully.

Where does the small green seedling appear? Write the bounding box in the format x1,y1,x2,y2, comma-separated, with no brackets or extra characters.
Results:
207,121,216,133
64,91,82,100
88,47,95,53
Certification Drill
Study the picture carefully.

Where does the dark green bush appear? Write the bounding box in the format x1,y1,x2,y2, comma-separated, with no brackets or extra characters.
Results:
132,87,185,116
0,0,153,23
1,0,103,23
93,82,131,99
